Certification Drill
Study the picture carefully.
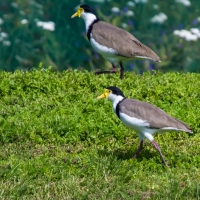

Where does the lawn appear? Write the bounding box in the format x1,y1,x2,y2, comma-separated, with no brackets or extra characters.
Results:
0,69,200,199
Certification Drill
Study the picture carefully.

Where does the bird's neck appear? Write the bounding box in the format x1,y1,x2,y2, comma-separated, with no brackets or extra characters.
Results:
81,12,98,33
109,95,125,111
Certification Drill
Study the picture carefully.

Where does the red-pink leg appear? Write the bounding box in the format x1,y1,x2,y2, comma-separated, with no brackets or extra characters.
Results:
133,141,143,158
152,140,169,167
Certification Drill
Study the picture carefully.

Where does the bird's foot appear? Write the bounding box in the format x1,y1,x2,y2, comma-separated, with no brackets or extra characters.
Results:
163,162,170,168
94,68,117,75
132,153,139,159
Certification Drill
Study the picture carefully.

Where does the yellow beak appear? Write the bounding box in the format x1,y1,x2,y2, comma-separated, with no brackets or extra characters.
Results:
97,94,106,99
71,8,82,18
97,89,109,99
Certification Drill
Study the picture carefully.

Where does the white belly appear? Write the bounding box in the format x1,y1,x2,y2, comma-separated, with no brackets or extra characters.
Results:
90,36,123,63
120,113,155,133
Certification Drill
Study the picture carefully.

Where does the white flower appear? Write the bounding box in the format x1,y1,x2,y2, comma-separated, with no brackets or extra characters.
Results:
127,1,135,7
197,17,200,22
0,32,8,38
36,21,55,31
121,23,128,29
21,19,28,25
3,41,11,46
185,34,198,41
190,28,200,37
151,13,167,24
174,30,190,37
134,0,148,3
175,0,191,6
190,28,200,35
111,7,120,13
125,10,134,17
173,30,182,36
173,29,199,41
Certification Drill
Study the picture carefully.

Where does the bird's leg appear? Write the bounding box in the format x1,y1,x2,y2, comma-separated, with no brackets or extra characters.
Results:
119,62,124,80
133,141,143,158
95,63,117,75
152,140,169,167
111,63,117,72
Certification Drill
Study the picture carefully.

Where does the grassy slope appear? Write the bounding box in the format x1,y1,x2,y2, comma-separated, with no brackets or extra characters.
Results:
0,69,200,199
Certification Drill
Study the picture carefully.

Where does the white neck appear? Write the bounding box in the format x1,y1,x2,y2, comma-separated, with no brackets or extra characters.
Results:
81,12,97,32
108,94,124,113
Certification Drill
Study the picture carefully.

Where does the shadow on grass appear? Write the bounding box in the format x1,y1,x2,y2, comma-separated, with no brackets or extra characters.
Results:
97,146,159,162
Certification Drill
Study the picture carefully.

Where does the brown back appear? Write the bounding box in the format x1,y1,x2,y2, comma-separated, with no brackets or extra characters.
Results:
92,21,160,62
119,98,192,133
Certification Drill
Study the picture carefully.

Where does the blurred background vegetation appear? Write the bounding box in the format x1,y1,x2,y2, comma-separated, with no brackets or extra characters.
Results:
0,0,200,73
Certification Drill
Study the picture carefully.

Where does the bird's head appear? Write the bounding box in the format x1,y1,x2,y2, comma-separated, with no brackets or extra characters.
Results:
98,86,125,102
71,5,99,20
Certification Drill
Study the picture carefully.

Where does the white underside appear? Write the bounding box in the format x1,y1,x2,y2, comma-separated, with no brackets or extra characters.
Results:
90,35,121,63
120,112,150,130
119,112,184,142
134,55,154,61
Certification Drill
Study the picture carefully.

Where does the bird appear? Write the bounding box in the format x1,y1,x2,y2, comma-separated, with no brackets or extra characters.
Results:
71,5,160,79
97,86,193,167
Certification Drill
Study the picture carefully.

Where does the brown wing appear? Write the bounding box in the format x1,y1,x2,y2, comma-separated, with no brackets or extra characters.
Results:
92,21,160,62
119,99,192,132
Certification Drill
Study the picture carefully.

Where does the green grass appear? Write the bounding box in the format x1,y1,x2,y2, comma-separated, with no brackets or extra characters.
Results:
0,68,200,199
